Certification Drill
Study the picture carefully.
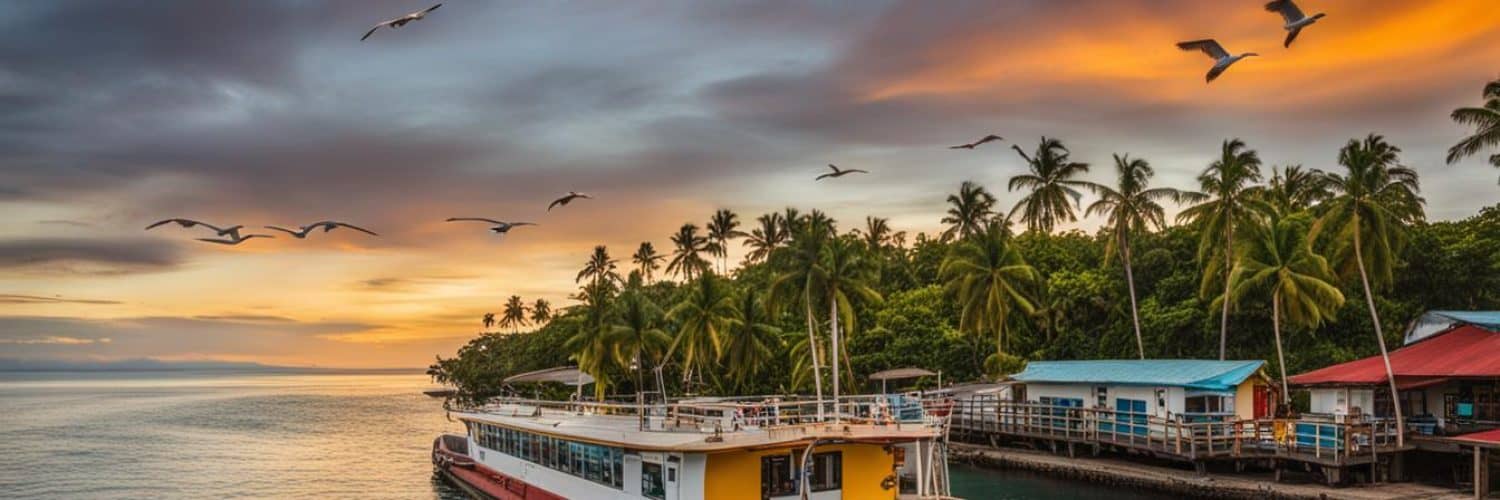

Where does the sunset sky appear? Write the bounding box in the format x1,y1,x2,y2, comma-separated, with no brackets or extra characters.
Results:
2,0,1498,368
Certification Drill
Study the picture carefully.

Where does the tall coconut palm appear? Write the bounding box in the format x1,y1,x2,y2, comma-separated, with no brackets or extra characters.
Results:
500,295,528,333
530,298,552,325
940,221,1039,375
1264,165,1330,215
666,224,711,281
706,209,745,274
577,245,620,289
767,218,834,413
1446,77,1500,183
481,312,496,332
1008,137,1094,233
818,236,882,407
665,273,737,390
722,290,782,392
1084,154,1185,359
940,181,996,241
607,288,670,412
743,213,787,264
1314,134,1424,446
632,242,665,284
1226,214,1345,400
1176,138,1266,360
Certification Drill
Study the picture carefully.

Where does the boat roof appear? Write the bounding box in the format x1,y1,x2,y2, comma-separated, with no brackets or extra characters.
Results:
503,366,595,385
1014,359,1266,391
455,402,940,452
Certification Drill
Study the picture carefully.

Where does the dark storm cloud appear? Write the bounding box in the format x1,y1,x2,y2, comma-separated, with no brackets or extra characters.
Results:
0,237,183,274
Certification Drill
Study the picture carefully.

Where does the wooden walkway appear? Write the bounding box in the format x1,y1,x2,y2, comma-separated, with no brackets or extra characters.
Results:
948,396,1412,481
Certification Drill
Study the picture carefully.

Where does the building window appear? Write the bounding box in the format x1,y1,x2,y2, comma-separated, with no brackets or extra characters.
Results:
1185,395,1225,414
761,454,796,498
1095,386,1108,407
810,452,842,492
643,462,666,500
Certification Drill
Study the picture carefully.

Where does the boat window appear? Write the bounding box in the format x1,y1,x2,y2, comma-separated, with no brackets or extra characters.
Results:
810,452,842,492
761,453,796,498
465,422,626,490
642,462,666,500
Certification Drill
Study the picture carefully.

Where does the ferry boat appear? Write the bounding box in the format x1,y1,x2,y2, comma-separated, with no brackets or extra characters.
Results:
432,368,953,500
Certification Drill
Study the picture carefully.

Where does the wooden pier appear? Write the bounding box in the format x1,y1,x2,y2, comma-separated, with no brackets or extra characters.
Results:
948,395,1413,485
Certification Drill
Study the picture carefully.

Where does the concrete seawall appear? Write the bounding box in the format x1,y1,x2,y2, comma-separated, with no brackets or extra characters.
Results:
949,443,1467,499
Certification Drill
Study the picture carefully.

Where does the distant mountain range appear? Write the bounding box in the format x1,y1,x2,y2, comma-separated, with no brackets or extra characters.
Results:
0,358,418,373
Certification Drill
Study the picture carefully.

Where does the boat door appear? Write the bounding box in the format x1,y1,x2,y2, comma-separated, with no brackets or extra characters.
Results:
664,456,680,500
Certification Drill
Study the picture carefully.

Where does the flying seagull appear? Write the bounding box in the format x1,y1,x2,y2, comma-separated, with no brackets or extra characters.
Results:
547,192,592,211
1176,39,1257,83
196,233,274,246
445,218,537,235
361,4,442,41
145,218,243,238
949,135,1003,150
264,221,379,239
815,164,868,181
1265,0,1325,48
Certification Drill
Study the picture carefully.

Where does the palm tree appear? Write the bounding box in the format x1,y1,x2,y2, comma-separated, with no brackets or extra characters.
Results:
1008,137,1094,233
940,221,1039,375
706,209,745,274
1314,134,1424,446
819,236,882,405
722,290,782,392
767,217,834,411
666,273,737,390
1176,138,1266,360
577,245,621,289
632,242,664,284
607,288,670,411
1446,77,1500,183
861,216,892,252
666,224,711,281
743,213,787,264
940,181,996,241
1226,214,1345,400
530,299,552,324
500,295,528,333
481,312,496,332
1264,165,1330,215
1084,154,1185,359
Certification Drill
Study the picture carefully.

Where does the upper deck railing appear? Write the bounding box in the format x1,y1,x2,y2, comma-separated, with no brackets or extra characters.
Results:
455,393,946,435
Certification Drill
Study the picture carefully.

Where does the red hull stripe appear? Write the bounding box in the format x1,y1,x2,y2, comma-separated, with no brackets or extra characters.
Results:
445,462,566,500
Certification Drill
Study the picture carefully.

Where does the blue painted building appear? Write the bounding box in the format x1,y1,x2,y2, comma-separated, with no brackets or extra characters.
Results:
1012,359,1276,422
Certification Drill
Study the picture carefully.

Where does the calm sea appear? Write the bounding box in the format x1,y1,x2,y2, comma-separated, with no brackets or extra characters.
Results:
0,371,1157,499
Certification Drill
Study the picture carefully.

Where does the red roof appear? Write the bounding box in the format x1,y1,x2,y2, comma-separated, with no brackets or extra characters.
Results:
1288,325,1500,386
1455,428,1500,445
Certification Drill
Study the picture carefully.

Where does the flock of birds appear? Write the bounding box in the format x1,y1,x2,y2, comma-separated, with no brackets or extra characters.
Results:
145,0,1330,247
1178,0,1326,83
146,192,593,246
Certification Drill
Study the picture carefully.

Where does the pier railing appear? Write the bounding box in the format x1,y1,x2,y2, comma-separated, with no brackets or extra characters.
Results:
949,395,1404,465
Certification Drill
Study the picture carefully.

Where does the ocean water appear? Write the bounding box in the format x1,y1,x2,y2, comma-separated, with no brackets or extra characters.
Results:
0,372,1158,499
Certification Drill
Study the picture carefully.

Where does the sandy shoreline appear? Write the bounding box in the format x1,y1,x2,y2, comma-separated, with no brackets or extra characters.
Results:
949,443,1470,499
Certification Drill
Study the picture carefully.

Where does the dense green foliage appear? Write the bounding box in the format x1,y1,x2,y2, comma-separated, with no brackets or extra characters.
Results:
430,136,1500,404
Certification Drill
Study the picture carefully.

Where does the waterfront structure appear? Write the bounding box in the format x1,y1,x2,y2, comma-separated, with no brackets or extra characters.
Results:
1011,359,1277,422
1289,312,1500,435
432,368,952,499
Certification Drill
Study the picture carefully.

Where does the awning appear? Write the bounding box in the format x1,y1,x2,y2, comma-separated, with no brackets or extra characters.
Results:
869,367,937,381
1289,325,1500,386
1455,428,1500,447
503,366,595,386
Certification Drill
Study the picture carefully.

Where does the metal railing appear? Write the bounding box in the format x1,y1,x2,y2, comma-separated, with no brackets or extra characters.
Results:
456,393,946,435
948,395,1404,464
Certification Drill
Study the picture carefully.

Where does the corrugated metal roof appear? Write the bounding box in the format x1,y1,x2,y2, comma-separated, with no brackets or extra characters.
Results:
869,367,937,380
1012,359,1266,391
1290,325,1500,386
1455,428,1500,446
